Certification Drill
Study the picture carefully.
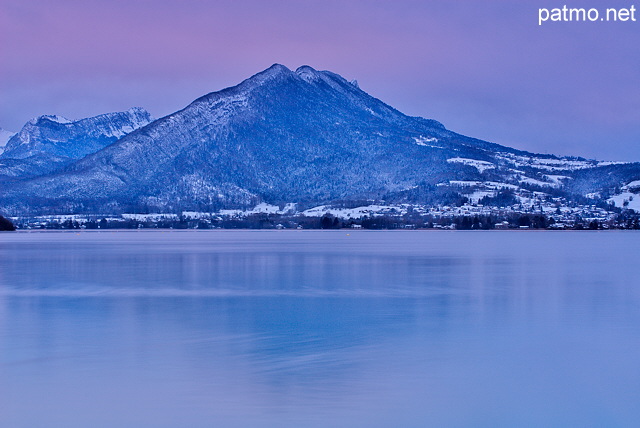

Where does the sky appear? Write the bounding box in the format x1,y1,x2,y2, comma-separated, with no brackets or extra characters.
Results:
1,0,638,161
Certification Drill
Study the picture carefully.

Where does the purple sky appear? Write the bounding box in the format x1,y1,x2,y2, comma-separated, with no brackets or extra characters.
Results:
1,0,638,160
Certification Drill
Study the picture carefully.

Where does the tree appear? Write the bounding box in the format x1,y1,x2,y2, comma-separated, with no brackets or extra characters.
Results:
321,214,334,229
479,189,518,207
0,215,16,231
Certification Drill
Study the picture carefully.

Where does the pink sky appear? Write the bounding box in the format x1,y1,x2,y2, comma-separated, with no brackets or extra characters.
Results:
1,0,639,160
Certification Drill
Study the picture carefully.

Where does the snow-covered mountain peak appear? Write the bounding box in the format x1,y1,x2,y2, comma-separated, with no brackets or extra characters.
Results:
30,115,73,125
1,108,153,161
126,106,150,116
295,65,321,82
109,107,153,129
266,63,290,73
212,64,294,98
295,65,316,73
255,63,292,81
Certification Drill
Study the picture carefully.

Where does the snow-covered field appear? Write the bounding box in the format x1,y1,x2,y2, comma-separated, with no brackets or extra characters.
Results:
609,180,640,211
447,157,495,173
496,152,628,172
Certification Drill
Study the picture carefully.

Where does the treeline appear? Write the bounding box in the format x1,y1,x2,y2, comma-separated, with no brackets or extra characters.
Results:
11,211,640,230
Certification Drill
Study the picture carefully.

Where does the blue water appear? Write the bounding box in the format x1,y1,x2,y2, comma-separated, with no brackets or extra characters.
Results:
1,230,639,427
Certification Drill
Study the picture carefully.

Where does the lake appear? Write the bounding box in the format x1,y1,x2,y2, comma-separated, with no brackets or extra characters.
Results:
1,230,639,427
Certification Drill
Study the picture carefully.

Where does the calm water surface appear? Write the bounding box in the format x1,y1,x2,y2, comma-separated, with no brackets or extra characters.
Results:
1,230,639,427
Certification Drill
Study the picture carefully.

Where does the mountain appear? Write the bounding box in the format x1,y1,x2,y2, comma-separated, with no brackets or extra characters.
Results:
0,65,639,215
0,107,152,179
0,128,16,155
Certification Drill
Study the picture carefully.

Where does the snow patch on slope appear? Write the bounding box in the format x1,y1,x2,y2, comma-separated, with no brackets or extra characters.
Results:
295,65,321,83
447,157,495,173
414,135,445,149
37,115,72,124
302,204,407,219
544,174,570,185
494,152,624,172
622,180,640,192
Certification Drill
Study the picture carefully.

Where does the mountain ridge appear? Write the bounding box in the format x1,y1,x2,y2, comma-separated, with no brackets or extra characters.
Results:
0,107,153,180
1,107,152,160
1,64,639,216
